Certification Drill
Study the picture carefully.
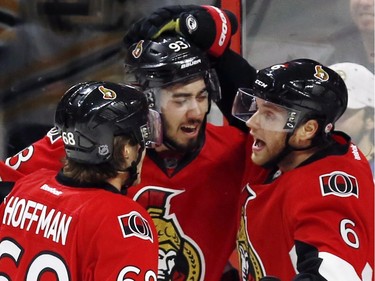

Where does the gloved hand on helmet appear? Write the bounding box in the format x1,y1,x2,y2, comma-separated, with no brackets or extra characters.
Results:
123,5,238,57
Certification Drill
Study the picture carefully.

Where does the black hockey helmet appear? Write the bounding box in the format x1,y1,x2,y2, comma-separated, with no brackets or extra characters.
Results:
233,59,348,134
55,81,162,164
124,34,221,109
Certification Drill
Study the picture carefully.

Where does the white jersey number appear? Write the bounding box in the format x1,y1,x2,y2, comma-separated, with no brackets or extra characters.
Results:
340,219,360,248
0,238,157,280
0,238,70,280
5,146,34,170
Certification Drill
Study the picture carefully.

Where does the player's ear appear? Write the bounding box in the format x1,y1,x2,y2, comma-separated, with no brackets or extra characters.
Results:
301,119,319,140
291,119,319,146
123,144,131,160
123,142,141,164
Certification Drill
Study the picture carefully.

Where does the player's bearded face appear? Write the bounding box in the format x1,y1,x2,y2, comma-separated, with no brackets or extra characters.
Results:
159,78,209,151
246,101,288,166
249,128,287,166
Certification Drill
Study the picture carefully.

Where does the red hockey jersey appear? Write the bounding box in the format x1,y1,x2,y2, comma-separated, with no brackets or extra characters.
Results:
0,169,158,280
0,161,24,181
237,133,374,281
1,124,258,281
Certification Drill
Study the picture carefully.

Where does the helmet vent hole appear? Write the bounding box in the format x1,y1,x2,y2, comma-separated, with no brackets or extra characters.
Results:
149,48,160,56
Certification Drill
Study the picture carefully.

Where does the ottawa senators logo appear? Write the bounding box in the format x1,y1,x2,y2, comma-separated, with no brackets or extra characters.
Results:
118,210,154,242
134,186,205,281
99,85,117,100
314,65,329,81
237,184,266,281
319,171,359,198
132,40,144,58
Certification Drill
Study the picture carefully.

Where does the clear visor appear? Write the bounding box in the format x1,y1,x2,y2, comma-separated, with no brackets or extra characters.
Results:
232,88,302,132
159,86,209,114
145,77,211,114
142,109,163,148
124,69,221,106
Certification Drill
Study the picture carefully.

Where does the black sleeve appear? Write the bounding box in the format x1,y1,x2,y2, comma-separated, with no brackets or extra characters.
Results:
292,240,328,281
213,49,257,132
0,182,15,202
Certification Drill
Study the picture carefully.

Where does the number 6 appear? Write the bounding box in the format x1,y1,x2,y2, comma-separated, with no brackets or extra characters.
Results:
340,219,359,248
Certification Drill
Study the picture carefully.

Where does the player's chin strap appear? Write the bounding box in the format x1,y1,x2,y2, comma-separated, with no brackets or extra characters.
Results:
119,145,145,194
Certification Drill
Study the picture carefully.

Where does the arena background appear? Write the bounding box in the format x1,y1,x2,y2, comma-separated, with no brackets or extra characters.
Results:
0,0,373,159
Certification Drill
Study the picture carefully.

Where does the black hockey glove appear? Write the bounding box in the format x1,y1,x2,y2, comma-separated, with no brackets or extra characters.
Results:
123,5,238,57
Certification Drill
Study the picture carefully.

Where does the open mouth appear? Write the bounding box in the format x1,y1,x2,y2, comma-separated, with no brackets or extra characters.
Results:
253,138,266,151
181,124,198,133
180,121,201,135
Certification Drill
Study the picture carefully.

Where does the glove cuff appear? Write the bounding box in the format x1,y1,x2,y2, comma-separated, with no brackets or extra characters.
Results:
202,5,233,57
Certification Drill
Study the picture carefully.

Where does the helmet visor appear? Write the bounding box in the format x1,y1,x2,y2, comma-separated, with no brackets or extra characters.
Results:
159,82,210,114
143,109,163,148
124,66,221,104
232,88,302,132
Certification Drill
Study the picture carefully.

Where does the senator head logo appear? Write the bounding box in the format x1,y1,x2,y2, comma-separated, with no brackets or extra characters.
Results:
134,186,205,281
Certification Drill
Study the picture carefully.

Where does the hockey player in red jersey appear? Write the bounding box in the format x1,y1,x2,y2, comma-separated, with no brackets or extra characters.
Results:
0,81,161,280
122,34,254,281
0,6,263,281
232,59,374,281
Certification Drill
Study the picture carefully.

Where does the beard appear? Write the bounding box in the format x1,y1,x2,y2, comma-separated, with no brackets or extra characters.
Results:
162,117,206,153
164,134,200,152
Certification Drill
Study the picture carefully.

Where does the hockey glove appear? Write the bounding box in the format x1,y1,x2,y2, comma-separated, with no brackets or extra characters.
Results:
123,5,192,47
123,5,238,57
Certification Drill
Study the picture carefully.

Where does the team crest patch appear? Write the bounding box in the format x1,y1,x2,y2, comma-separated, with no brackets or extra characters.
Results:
118,211,153,242
319,171,359,198
99,85,117,100
237,183,266,280
134,186,205,281
314,65,329,81
132,40,144,58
